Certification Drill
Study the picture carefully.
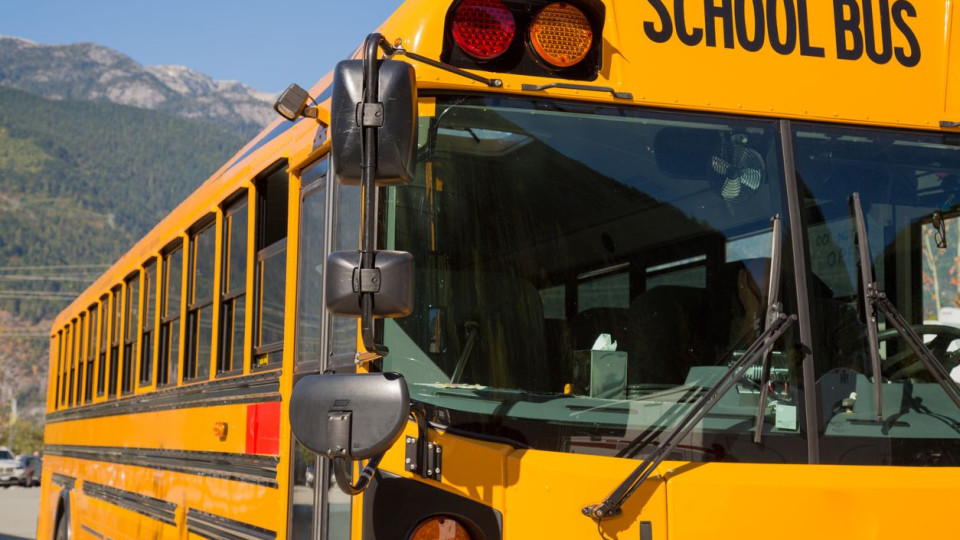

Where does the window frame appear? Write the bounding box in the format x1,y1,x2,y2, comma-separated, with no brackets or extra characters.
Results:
139,258,159,390
218,192,250,378
84,303,99,404
252,162,290,371
96,294,110,400
158,239,185,388
184,215,218,383
121,271,140,396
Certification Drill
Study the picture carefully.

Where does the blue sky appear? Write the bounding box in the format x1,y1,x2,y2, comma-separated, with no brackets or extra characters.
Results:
0,0,405,92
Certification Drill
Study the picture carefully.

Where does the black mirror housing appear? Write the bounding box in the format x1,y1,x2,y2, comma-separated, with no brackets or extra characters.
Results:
290,372,410,459
331,59,417,186
274,83,311,121
325,250,414,318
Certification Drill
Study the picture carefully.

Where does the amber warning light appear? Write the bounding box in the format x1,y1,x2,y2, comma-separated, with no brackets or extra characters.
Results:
530,3,593,67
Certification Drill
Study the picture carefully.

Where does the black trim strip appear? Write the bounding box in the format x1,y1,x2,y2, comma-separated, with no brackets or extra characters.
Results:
46,445,279,488
780,119,820,464
51,473,75,490
46,371,280,424
81,524,104,539
187,508,277,540
83,481,177,526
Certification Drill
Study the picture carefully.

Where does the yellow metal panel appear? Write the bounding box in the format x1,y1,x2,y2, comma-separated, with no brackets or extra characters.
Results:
666,461,960,539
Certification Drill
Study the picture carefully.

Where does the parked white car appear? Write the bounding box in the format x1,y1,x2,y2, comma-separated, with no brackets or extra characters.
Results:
0,447,25,487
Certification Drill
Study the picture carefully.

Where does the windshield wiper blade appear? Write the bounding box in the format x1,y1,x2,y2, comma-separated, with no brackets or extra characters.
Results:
851,193,885,421
850,192,960,414
582,312,796,520
754,214,783,444
870,291,960,410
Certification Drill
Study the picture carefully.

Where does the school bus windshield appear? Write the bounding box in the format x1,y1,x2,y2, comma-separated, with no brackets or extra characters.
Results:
382,95,960,465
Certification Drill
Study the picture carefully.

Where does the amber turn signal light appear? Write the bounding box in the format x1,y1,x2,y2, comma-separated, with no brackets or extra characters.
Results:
408,516,472,540
529,2,593,68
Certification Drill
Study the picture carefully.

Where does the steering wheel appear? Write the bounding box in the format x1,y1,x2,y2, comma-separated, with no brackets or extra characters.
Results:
877,324,960,380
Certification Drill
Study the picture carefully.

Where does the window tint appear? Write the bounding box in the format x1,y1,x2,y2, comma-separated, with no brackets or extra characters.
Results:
122,273,140,395
97,295,109,396
159,245,183,386
108,286,121,397
296,163,327,368
85,305,98,402
186,221,216,382
140,260,157,386
219,198,248,375
331,183,362,356
254,166,288,368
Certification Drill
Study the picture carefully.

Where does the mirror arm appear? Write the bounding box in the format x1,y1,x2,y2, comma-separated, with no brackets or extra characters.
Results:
332,453,384,496
358,33,388,357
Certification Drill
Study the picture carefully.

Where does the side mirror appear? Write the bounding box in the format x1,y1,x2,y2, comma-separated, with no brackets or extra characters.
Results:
290,372,410,459
330,59,417,186
325,250,414,318
274,83,313,121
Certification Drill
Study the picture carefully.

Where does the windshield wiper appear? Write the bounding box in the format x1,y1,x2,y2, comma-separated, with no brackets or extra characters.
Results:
583,216,795,520
850,192,960,414
582,313,795,519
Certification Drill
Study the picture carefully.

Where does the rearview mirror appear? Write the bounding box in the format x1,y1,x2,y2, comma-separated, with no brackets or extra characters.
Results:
273,83,312,121
290,372,410,459
325,250,414,318
330,59,417,186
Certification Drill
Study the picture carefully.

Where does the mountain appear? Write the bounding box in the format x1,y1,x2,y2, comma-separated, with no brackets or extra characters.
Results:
0,36,274,138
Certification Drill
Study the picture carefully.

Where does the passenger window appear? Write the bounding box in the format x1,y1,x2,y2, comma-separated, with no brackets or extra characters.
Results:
54,331,62,410
159,244,183,387
253,166,288,368
646,256,707,289
577,269,630,313
66,322,75,407
109,286,121,398
85,304,98,403
331,182,362,356
219,196,248,375
75,316,85,405
185,220,216,382
97,295,109,396
122,272,140,395
140,260,157,386
296,161,327,369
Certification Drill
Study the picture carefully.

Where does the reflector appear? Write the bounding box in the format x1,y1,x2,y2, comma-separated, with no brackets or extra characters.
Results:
451,0,516,61
529,3,593,68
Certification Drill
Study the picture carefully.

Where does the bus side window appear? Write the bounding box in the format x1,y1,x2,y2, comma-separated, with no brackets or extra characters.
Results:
57,330,70,408
97,295,109,397
67,320,75,407
75,314,85,405
295,159,327,371
85,304,98,403
159,243,184,387
140,259,157,387
219,195,248,376
253,165,288,369
185,218,217,382
108,285,122,398
122,271,140,395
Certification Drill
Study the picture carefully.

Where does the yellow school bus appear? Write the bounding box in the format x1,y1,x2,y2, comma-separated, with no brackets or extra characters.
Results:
40,0,960,538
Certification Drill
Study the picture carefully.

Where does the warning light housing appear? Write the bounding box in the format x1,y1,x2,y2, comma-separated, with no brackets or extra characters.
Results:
443,0,604,81
529,3,593,68
451,0,516,61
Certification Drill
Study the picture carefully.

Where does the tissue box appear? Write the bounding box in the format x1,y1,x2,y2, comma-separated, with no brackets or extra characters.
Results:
572,350,628,399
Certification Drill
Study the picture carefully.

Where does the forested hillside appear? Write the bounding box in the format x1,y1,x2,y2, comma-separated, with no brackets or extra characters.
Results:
0,84,246,430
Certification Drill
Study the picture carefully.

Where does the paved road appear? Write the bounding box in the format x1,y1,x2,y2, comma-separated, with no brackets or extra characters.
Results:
0,484,39,540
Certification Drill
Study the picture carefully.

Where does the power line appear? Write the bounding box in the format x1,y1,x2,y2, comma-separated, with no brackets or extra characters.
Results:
0,264,109,272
